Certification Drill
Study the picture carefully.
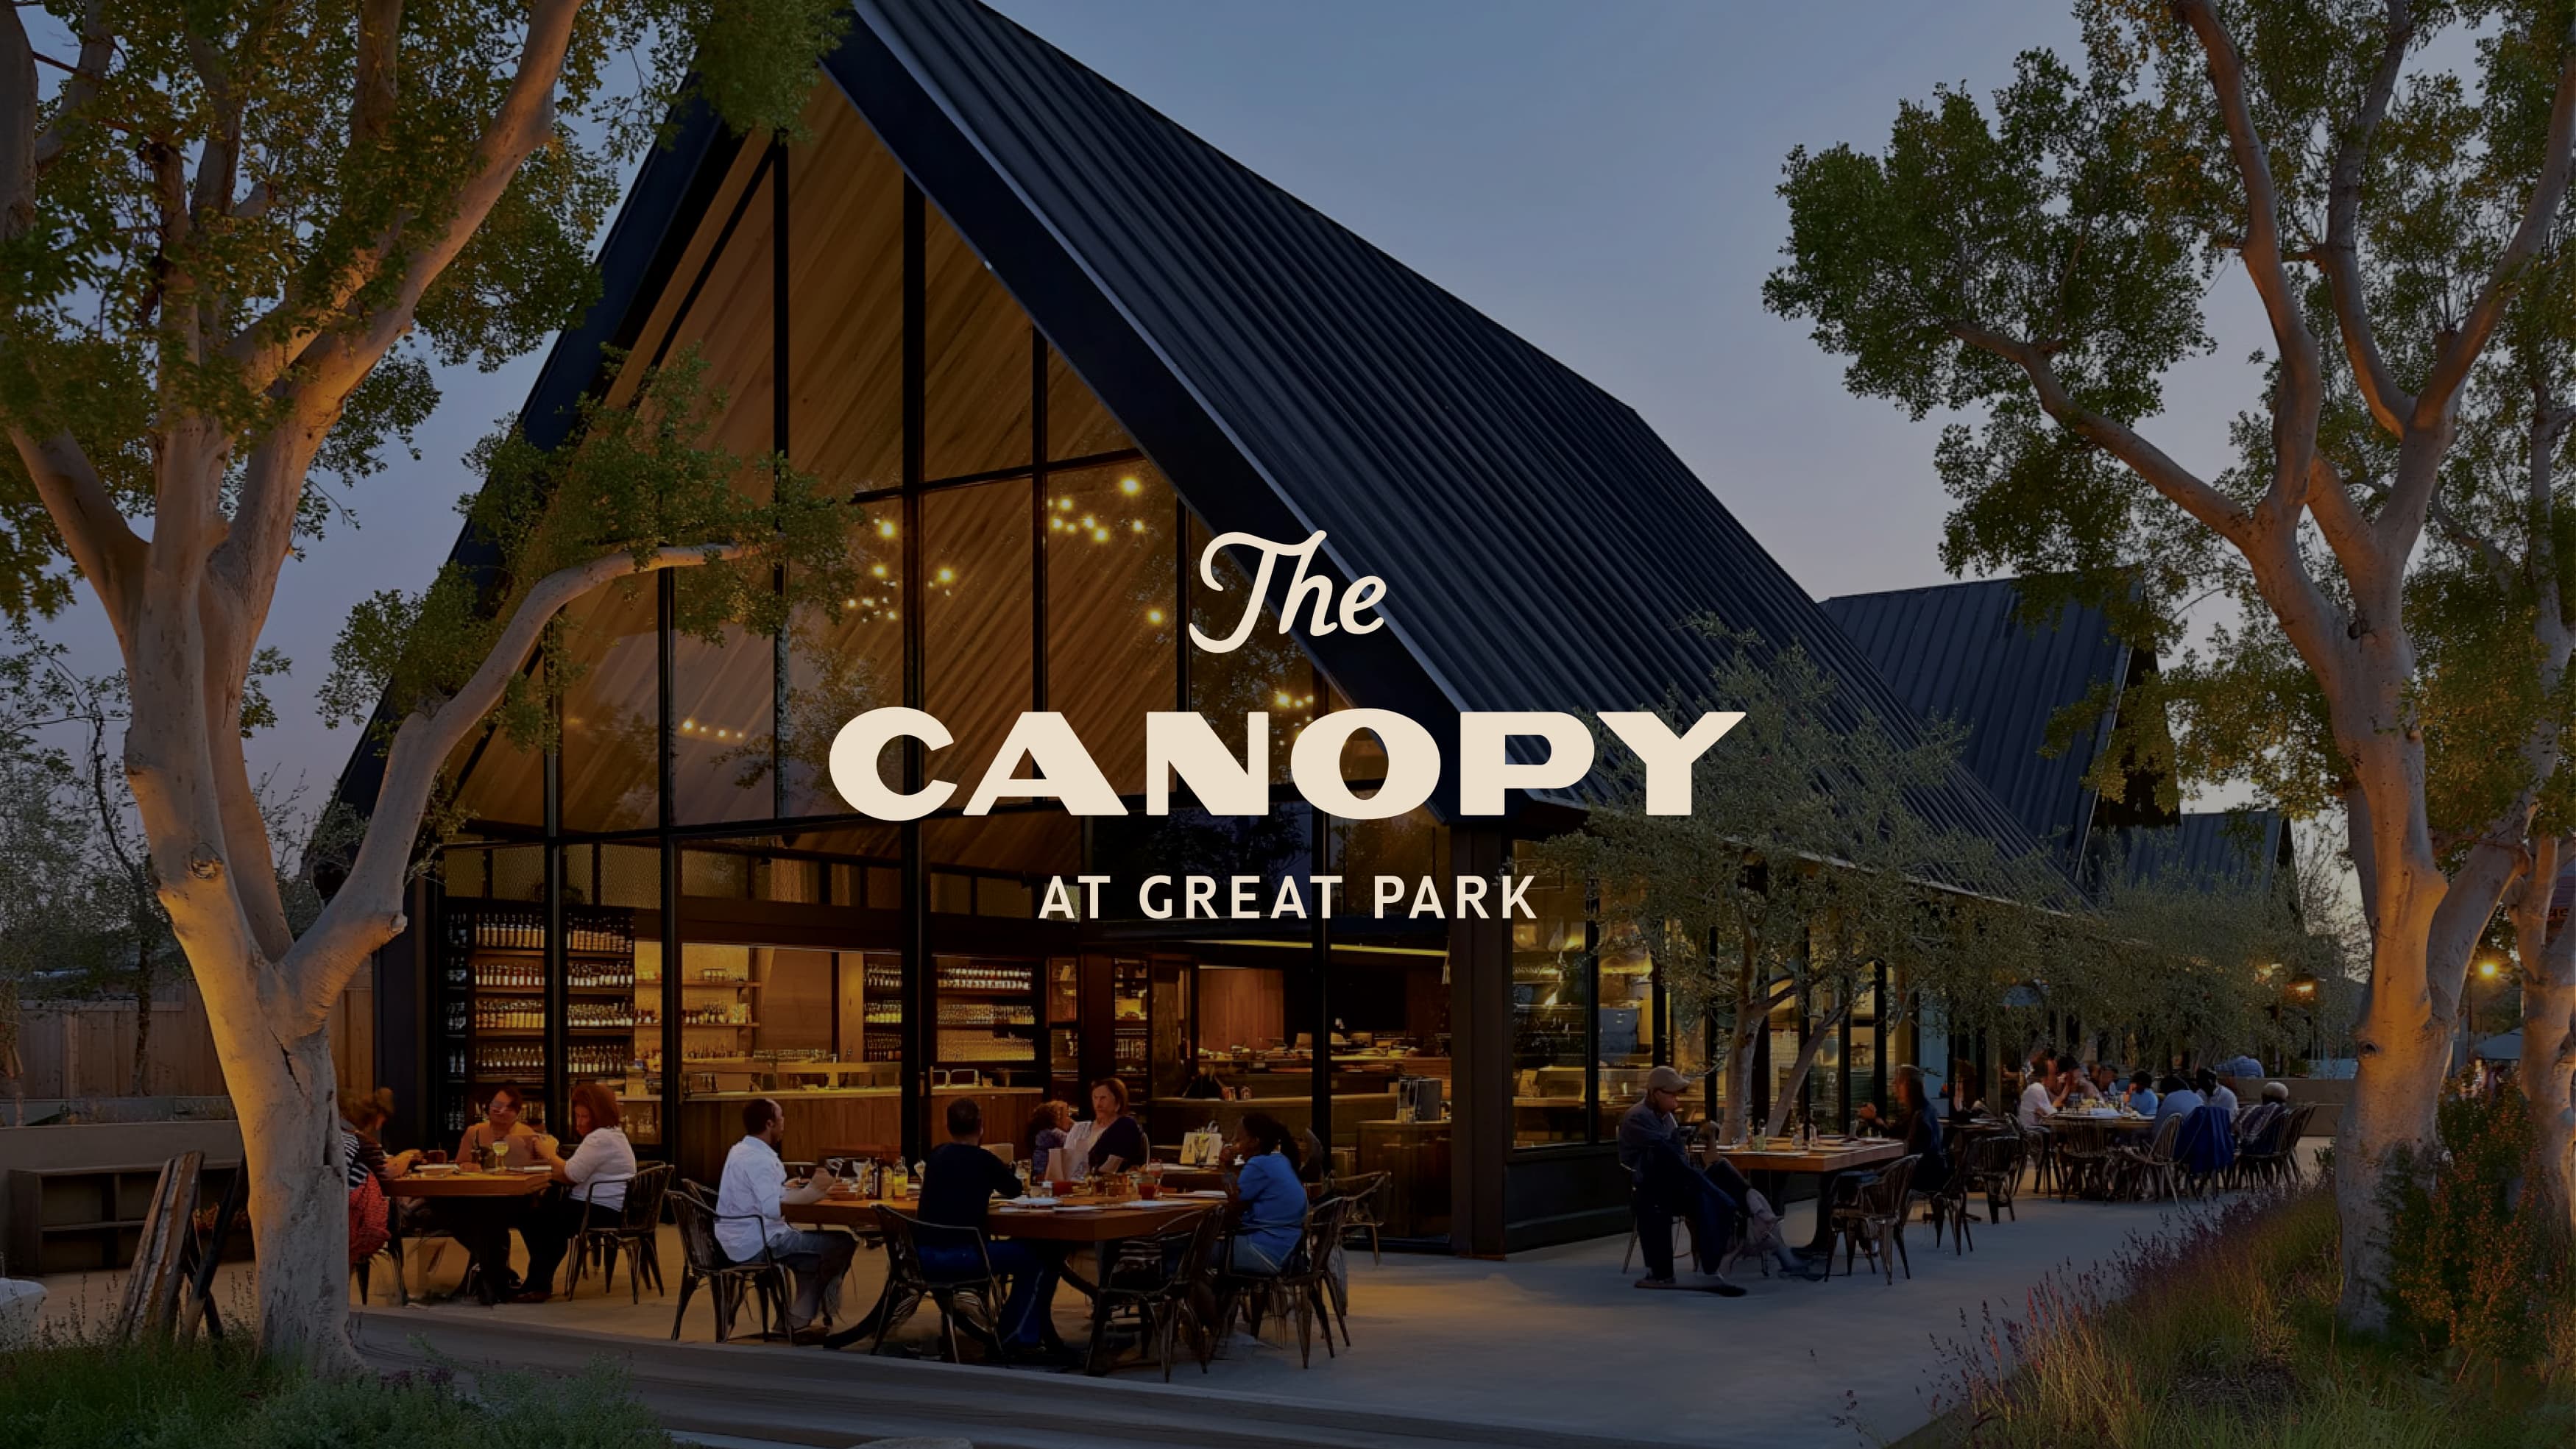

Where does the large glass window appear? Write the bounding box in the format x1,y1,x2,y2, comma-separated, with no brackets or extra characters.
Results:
669,625,776,826
1187,517,1307,780
1511,857,1591,1147
924,482,1033,784
788,92,902,497
1046,347,1126,461
782,500,903,816
1046,463,1175,796
558,581,660,833
924,210,1030,481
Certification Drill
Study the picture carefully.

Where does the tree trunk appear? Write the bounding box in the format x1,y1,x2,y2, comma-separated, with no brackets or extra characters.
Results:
2522,840,2576,1232
197,963,355,1368
1763,994,1855,1137
2334,874,2453,1331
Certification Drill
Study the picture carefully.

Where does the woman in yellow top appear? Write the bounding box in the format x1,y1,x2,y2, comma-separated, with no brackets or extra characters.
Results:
456,1083,546,1167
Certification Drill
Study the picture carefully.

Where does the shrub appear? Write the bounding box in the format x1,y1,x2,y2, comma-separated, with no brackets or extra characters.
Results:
2375,1089,2572,1372
0,1333,672,1448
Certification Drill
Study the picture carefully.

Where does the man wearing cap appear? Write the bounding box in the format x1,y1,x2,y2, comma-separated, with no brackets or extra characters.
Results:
1618,1065,1753,1294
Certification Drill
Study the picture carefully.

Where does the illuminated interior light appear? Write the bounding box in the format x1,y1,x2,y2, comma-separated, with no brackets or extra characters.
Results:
1145,608,1167,625
1119,477,1141,495
1273,692,1293,707
869,562,889,579
682,718,697,731
1080,515,1096,529
935,566,955,584
1128,519,1146,533
877,520,898,539
1057,497,1074,509
1090,528,1109,543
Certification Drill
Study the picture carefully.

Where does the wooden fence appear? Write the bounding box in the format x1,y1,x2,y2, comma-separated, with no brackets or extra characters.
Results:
12,971,372,1102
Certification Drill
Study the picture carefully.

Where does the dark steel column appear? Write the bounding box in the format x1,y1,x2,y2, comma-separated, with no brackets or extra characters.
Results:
658,569,682,1171
1447,829,1509,1257
898,180,930,1164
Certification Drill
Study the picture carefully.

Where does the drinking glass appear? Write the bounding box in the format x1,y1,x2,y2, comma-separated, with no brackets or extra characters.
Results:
1014,1161,1033,1197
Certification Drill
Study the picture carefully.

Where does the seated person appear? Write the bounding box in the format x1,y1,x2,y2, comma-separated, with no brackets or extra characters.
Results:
716,1097,854,1342
1943,1062,1987,1124
2198,1067,2239,1122
1070,1077,1149,1175
1223,1113,1309,1275
513,1083,637,1303
2123,1071,2159,1117
1026,1099,1072,1181
1850,1063,1949,1197
919,1098,1061,1351
2090,1063,2120,1101
2151,1074,2204,1131
2234,1080,2291,1145
339,1087,418,1270
2016,1059,2063,1130
456,1082,543,1167
1616,1066,1761,1294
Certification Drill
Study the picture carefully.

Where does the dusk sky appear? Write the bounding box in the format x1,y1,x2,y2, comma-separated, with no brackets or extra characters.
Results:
36,1,2275,817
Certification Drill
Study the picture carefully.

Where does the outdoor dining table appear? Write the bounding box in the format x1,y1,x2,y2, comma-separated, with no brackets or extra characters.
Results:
790,1190,1223,1373
1702,1138,1904,1254
383,1168,554,1305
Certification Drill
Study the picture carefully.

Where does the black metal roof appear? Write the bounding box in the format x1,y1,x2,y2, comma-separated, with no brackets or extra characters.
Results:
2105,810,2290,893
336,0,2074,899
1819,579,2130,874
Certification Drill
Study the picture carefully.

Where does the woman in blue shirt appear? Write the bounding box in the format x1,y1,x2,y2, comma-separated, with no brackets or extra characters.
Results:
1227,1112,1309,1274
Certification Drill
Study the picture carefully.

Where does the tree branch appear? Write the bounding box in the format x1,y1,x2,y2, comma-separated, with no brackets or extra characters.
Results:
219,0,582,623
2413,17,2576,430
9,428,144,640
2322,0,2419,439
280,542,733,1028
2175,0,2326,516
27,0,110,171
1945,319,2254,542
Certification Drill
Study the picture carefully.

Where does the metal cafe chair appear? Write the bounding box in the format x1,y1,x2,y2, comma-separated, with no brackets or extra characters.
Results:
867,1205,1015,1364
1329,1170,1393,1265
564,1162,673,1302
1828,1153,1920,1284
1096,1206,1224,1381
1215,1195,1349,1368
667,1180,792,1344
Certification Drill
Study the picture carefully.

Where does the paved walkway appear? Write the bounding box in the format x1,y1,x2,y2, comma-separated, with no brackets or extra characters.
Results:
34,1172,2287,1448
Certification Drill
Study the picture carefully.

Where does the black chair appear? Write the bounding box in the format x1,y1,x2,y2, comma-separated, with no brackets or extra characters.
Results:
1096,1206,1225,1380
1829,1154,1919,1284
1920,1145,1978,1255
867,1205,1015,1364
1331,1170,1391,1264
565,1162,672,1302
667,1180,791,1343
1215,1195,1348,1368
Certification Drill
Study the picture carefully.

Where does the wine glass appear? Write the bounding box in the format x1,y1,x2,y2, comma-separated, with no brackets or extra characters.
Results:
1013,1160,1033,1197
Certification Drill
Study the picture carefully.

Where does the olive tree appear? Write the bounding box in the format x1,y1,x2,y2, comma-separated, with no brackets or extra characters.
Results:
1547,631,2064,1140
1766,0,2576,1327
0,0,850,1364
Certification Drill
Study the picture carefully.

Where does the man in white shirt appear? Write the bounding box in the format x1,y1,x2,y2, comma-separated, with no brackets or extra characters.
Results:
716,1097,855,1339
2017,1053,2064,1130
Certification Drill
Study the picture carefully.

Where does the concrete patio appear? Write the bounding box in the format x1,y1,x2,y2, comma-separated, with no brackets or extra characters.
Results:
35,1170,2282,1449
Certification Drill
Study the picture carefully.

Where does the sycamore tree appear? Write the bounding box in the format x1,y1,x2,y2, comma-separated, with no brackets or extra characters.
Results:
2505,830,2575,1225
0,0,852,1364
1767,0,2576,1327
1546,631,2064,1141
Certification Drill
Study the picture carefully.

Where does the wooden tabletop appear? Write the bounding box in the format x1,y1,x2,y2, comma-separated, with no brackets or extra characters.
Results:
787,1193,1220,1244
386,1170,554,1198
2045,1112,2154,1130
1708,1138,1904,1175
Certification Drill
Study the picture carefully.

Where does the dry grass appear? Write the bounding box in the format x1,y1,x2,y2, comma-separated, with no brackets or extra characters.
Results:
1901,1186,2576,1449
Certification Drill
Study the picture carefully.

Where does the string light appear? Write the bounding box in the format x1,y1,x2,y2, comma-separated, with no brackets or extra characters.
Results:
869,563,889,579
876,520,898,539
1119,476,1142,495
1145,607,1167,626
935,566,955,584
